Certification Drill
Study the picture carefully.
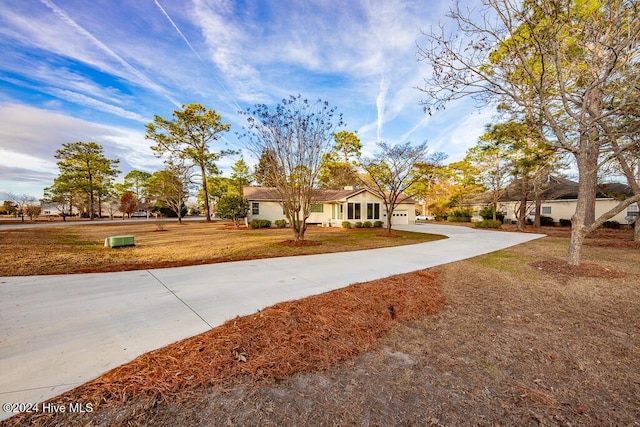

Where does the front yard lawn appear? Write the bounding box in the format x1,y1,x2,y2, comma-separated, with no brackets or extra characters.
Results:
0,221,445,276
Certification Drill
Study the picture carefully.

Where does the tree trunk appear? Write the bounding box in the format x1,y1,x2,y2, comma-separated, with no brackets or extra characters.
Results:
634,203,640,242
200,164,211,222
567,221,587,266
567,153,598,265
89,188,95,220
513,175,526,231
534,199,542,228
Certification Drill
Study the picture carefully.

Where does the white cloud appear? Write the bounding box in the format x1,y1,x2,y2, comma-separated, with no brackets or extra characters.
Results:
0,103,160,195
49,89,148,123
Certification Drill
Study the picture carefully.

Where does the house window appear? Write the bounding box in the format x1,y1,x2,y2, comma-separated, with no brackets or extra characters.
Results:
541,206,552,215
311,203,324,213
251,202,259,215
347,202,361,220
366,203,380,220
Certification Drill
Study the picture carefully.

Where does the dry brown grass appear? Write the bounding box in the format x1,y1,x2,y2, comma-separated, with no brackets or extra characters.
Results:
0,221,444,276
2,231,639,426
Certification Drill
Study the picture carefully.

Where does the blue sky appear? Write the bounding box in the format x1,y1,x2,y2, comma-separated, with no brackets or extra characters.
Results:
0,0,491,198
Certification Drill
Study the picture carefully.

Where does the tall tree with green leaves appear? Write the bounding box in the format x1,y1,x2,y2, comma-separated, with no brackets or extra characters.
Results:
216,194,249,228
318,131,362,188
466,127,515,221
253,148,281,187
117,170,151,199
43,176,76,220
53,142,120,220
418,0,640,265
230,158,253,196
145,103,231,222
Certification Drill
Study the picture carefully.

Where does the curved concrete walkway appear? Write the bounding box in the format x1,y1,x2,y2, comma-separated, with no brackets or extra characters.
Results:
0,224,544,420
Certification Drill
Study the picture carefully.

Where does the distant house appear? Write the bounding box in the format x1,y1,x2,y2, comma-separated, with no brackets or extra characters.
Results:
466,176,638,225
243,186,417,226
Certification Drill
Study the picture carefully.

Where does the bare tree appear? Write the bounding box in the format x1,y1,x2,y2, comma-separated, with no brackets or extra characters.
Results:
241,95,344,241
4,193,37,223
146,160,193,224
417,0,640,265
360,141,430,233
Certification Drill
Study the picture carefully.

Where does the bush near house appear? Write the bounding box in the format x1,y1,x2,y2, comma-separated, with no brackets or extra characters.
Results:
540,216,555,226
373,221,384,228
354,221,364,228
479,206,504,222
603,220,621,229
474,220,502,229
249,219,272,229
363,221,372,228
342,221,351,229
448,208,472,222
274,219,288,228
559,219,572,227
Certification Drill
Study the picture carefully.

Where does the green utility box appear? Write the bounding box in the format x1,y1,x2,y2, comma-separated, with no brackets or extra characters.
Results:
104,235,135,248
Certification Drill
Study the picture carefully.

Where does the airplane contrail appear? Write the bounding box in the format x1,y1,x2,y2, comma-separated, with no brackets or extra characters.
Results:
376,74,390,141
154,0,206,64
154,0,244,116
40,0,181,107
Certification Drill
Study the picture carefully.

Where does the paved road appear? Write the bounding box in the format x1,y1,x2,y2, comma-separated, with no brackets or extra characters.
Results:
0,224,544,420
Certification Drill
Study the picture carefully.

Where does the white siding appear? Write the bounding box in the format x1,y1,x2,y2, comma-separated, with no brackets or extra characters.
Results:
488,199,636,225
247,201,285,224
246,191,416,227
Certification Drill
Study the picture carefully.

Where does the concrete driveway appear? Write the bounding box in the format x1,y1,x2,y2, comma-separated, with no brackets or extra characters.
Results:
0,224,544,420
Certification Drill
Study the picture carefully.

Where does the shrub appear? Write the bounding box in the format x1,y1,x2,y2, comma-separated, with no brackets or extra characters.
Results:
249,219,271,229
448,207,472,222
448,215,471,222
478,206,504,222
373,221,384,228
474,220,502,229
341,221,352,229
559,219,572,227
363,221,373,228
603,220,620,229
274,219,288,228
540,216,555,226
354,221,364,228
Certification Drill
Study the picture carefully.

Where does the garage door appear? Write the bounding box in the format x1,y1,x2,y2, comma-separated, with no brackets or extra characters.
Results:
391,210,409,225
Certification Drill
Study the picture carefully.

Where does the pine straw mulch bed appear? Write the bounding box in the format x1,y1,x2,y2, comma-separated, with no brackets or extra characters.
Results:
2,270,443,427
530,260,629,279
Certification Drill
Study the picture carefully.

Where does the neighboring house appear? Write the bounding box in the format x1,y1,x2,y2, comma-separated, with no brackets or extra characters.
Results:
243,186,417,226
40,203,79,217
466,176,638,225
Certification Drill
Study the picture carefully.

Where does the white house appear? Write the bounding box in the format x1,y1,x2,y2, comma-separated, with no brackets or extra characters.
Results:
243,186,417,226
466,176,638,225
